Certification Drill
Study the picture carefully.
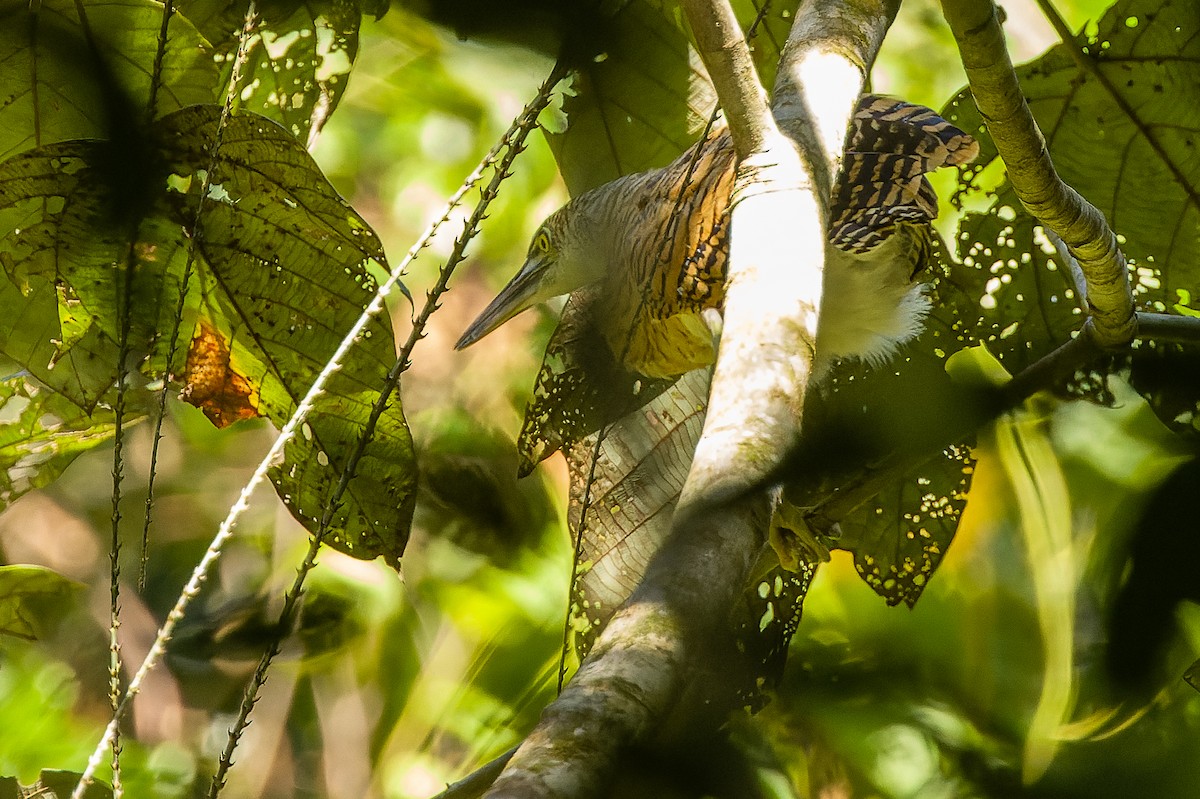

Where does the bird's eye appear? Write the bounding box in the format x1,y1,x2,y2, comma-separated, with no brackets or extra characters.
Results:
534,231,551,253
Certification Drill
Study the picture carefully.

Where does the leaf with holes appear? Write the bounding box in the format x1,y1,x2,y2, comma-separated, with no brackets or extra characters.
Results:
0,0,218,163
158,105,415,565
0,105,416,564
0,141,191,409
565,368,711,657
517,289,675,477
0,374,117,513
945,0,1200,379
562,367,812,703
547,0,715,194
779,296,995,607
546,0,800,195
947,193,1087,374
838,442,974,607
179,0,376,144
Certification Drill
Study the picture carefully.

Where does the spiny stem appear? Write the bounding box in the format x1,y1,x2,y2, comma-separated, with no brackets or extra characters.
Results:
137,0,177,593
205,63,568,799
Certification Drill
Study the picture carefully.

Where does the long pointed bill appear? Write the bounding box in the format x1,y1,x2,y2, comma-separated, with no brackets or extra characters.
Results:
455,257,549,350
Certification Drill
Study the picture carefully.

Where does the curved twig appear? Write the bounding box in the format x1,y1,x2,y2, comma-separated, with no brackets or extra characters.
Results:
939,0,1136,348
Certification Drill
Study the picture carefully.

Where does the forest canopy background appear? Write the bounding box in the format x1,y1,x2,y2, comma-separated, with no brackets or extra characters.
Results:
1,0,1199,797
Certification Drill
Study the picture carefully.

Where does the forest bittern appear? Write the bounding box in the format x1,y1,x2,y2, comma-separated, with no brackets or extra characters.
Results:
456,96,979,378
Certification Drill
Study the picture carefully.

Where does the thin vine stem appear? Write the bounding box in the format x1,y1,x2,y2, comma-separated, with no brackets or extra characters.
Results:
137,0,178,592
69,3,260,797
67,0,131,788
205,65,569,797
107,232,133,799
70,123,501,795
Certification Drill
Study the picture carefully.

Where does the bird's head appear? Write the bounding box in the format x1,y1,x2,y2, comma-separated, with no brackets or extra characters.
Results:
455,199,608,350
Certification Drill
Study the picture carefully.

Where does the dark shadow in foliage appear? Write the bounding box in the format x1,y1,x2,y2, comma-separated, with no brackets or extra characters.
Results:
784,352,1005,493
414,408,559,566
1105,452,1200,692
1129,344,1200,440
166,588,361,712
398,0,614,66
606,730,770,799
15,12,163,228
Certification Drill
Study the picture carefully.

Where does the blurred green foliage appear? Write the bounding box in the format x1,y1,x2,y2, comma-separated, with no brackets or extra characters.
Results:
1,0,1198,798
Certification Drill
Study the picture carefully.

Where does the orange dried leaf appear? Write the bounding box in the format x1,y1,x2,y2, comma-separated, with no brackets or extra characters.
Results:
182,320,261,428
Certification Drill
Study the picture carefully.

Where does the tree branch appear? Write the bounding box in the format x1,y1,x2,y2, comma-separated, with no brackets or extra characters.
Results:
681,0,775,159
681,0,899,514
939,0,1136,348
482,2,898,798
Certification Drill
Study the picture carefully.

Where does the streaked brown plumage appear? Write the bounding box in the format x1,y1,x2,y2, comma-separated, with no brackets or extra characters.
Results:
457,95,978,378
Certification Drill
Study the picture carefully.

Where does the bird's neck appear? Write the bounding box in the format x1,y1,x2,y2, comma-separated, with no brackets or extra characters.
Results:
569,172,652,284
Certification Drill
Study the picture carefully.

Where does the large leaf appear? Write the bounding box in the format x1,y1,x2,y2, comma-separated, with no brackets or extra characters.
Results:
0,0,219,163
566,368,711,651
545,0,717,194
780,285,990,607
0,106,416,565
0,143,191,408
544,0,800,195
160,105,415,565
517,289,676,477
179,0,381,144
563,366,812,703
946,0,1200,380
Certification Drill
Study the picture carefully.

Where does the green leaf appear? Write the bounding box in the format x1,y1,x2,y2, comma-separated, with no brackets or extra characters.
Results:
781,283,997,607
179,0,372,143
0,565,82,641
564,368,711,657
0,142,189,408
545,0,799,195
0,374,116,512
946,0,1200,373
547,0,718,194
516,289,676,477
690,0,800,90
0,105,416,563
158,106,415,564
838,442,974,608
0,0,219,163
949,193,1086,374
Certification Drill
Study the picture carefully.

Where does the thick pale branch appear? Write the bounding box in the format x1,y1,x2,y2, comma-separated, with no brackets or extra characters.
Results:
680,0,898,514
484,497,768,799
681,0,775,158
483,2,900,797
939,0,1136,348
